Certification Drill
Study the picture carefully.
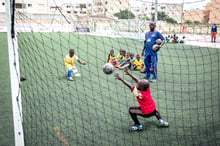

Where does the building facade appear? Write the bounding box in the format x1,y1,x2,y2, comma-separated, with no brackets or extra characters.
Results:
184,0,220,24
131,2,183,23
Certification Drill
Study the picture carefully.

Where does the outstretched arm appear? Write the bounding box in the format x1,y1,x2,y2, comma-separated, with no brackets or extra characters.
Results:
77,59,86,65
107,54,110,63
124,68,139,83
160,39,165,48
115,73,132,89
142,40,146,56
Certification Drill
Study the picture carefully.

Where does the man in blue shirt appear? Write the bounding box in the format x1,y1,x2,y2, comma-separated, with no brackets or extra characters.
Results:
211,24,217,43
141,22,165,83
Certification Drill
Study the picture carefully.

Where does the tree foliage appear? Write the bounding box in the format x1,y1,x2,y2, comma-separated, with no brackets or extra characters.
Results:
114,10,135,19
152,12,177,23
193,21,200,24
184,20,192,24
140,16,151,20
80,4,86,9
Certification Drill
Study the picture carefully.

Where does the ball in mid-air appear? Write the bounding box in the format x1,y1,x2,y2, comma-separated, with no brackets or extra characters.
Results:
152,44,160,52
103,63,114,74
156,39,162,45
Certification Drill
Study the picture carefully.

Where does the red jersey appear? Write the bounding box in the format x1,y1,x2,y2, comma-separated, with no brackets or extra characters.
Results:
131,86,156,114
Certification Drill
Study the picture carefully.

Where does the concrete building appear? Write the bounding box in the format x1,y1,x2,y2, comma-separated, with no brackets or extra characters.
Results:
12,0,52,14
184,10,204,23
205,0,220,24
184,0,220,24
130,2,183,23
131,3,152,19
91,0,129,18
160,3,183,23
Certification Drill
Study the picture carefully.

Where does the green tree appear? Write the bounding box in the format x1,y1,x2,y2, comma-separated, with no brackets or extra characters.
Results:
114,10,135,19
80,4,86,9
140,16,151,20
184,20,192,24
165,17,177,24
193,21,200,24
152,12,177,23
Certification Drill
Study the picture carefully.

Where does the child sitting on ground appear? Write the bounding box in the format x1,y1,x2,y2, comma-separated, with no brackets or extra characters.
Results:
107,49,116,65
116,50,126,68
131,54,144,70
116,49,123,61
118,52,131,69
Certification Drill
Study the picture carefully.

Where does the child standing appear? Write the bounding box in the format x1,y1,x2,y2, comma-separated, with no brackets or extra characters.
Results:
65,49,86,81
115,70,169,131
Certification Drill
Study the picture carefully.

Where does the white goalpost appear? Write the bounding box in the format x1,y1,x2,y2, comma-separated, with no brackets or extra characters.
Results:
5,0,24,145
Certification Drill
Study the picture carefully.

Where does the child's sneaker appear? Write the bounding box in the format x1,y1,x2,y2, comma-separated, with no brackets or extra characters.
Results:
129,124,143,131
68,77,73,81
150,79,157,83
158,119,169,127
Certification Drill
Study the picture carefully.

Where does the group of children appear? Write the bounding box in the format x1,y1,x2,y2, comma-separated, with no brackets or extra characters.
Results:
107,49,144,71
65,49,169,131
165,34,186,44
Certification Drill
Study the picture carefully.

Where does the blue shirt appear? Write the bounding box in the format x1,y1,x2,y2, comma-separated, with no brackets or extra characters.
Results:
211,25,217,32
145,31,164,56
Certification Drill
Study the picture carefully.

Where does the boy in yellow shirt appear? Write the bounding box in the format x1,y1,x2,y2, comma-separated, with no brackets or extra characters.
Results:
132,54,144,70
107,49,116,65
65,49,86,81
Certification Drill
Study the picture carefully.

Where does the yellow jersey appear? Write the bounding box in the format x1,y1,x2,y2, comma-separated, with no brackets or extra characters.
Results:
116,53,122,60
108,54,116,63
65,54,79,68
134,59,144,70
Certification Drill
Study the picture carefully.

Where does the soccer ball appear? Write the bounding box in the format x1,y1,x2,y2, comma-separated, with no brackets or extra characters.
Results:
103,63,114,74
156,39,162,45
152,44,160,52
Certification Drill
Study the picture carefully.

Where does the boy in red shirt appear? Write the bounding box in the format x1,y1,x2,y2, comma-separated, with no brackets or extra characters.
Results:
115,69,169,131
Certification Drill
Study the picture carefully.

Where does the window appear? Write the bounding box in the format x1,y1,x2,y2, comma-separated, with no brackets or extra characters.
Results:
67,11,71,13
28,4,32,7
22,3,26,8
15,3,22,9
2,2,5,6
105,1,108,5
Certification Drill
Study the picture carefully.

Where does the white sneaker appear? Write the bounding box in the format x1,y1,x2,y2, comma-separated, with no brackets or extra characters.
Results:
129,124,143,131
68,77,73,81
150,79,157,83
158,119,169,127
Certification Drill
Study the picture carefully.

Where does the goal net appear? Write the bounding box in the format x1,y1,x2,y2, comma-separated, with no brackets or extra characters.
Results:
6,0,220,145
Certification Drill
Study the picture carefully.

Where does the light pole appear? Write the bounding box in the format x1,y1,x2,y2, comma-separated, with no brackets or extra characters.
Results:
154,0,158,22
180,0,184,33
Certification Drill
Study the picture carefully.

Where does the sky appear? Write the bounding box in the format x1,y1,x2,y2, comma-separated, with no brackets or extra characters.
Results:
54,0,211,10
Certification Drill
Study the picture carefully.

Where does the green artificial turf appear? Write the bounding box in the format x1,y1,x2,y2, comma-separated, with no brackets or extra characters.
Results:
0,32,15,146
17,32,220,146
